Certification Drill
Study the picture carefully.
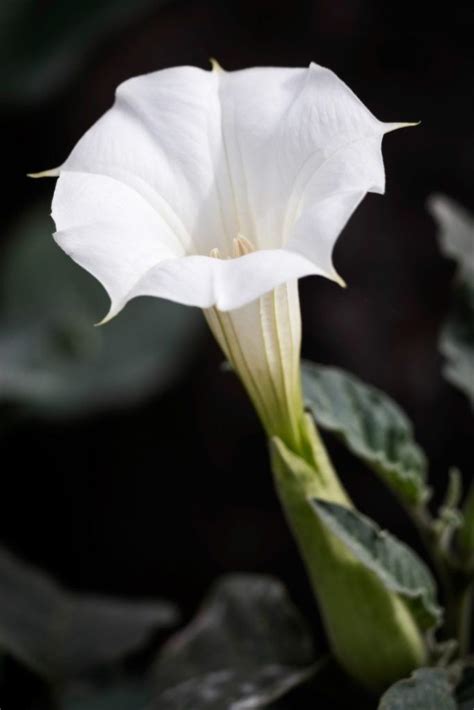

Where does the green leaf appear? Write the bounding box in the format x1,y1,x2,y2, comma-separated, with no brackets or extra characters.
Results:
311,500,442,631
0,545,178,682
152,574,318,709
0,202,202,417
428,194,474,407
0,0,176,106
378,668,456,709
301,362,429,505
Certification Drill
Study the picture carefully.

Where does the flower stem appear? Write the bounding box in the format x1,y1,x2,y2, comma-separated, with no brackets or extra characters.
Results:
206,284,427,689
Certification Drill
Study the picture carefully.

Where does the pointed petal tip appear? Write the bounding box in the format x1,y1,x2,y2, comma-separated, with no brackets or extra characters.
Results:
324,268,347,288
210,58,224,72
94,317,111,328
383,121,421,134
27,167,61,179
94,304,121,327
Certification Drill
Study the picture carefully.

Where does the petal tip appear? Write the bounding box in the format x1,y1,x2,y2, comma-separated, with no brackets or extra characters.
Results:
27,167,61,179
320,266,346,288
383,121,421,134
94,301,123,327
333,272,347,288
94,313,114,327
210,57,224,73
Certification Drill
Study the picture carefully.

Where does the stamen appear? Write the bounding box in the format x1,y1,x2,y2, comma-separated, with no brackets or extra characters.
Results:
210,247,221,259
232,235,255,258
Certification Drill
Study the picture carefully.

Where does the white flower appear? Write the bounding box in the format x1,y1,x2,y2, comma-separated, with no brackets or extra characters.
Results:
41,62,410,446
48,61,407,318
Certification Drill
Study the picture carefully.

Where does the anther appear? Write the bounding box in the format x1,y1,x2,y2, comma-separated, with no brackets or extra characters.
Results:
232,235,255,258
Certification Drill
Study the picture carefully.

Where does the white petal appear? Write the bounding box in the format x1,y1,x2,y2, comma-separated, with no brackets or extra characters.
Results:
286,136,385,279
59,66,228,257
214,63,386,252
52,171,182,311
51,62,402,314
114,248,321,317
52,171,322,320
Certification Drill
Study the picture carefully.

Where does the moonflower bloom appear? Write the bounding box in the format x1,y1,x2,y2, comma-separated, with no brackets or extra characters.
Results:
45,62,409,449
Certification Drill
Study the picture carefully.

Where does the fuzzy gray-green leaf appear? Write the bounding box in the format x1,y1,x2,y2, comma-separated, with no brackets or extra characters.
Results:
439,278,474,408
0,546,178,681
152,574,317,709
0,202,202,416
302,362,428,505
378,668,455,709
311,500,442,631
428,194,474,407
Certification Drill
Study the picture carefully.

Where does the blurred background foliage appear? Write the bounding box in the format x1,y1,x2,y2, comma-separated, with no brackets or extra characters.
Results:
0,0,473,708
0,202,202,416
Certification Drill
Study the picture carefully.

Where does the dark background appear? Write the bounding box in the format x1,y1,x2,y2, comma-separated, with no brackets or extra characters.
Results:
0,0,473,703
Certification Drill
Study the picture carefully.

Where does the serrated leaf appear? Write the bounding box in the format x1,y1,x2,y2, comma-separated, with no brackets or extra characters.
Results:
378,668,456,709
0,545,178,682
428,194,474,407
152,574,317,709
301,362,428,505
311,500,442,630
0,202,202,417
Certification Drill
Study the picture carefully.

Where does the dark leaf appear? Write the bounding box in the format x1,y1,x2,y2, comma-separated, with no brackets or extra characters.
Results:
428,194,474,276
152,574,318,709
0,202,202,417
301,362,428,505
428,194,474,407
378,668,456,709
311,500,442,630
0,545,178,682
439,278,474,408
155,667,315,710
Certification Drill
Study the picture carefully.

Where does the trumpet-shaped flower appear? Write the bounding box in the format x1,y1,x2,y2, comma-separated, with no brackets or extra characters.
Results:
39,65,427,687
45,62,408,447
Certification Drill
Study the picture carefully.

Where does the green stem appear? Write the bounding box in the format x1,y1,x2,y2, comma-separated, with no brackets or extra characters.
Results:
410,506,450,587
444,578,473,657
409,503,473,657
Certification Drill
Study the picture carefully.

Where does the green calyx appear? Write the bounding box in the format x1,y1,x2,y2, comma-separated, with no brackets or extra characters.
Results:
270,416,427,693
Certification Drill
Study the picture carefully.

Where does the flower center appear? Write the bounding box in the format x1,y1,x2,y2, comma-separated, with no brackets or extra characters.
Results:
210,235,256,260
